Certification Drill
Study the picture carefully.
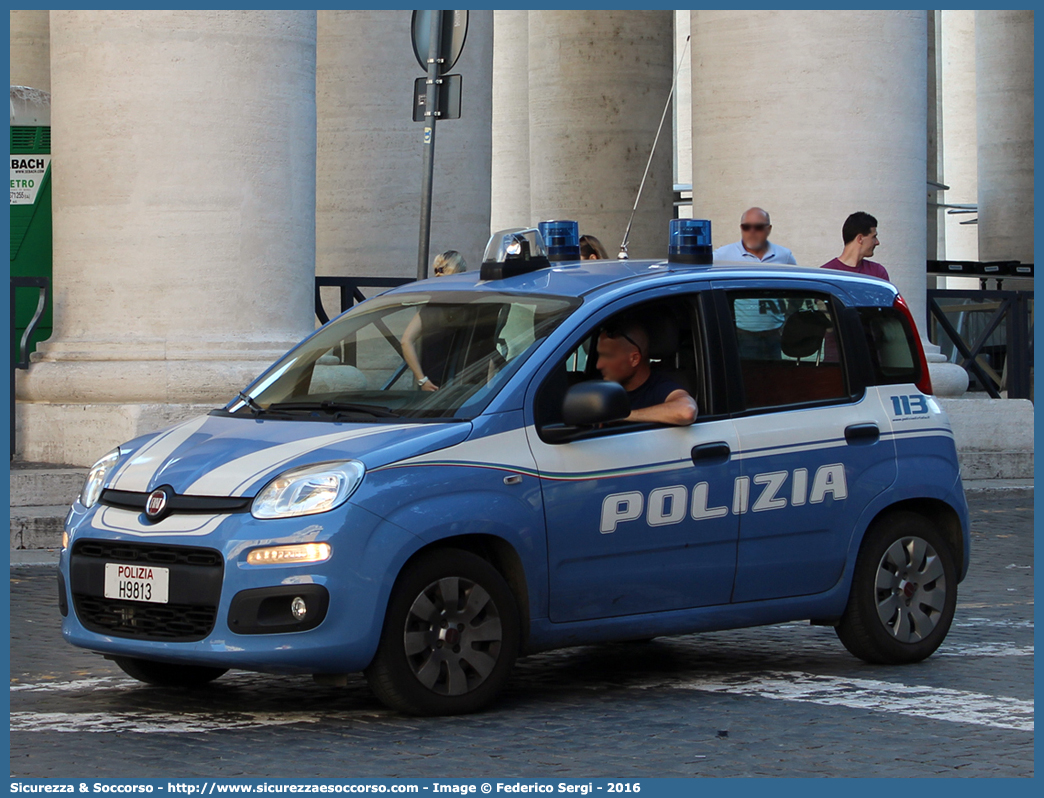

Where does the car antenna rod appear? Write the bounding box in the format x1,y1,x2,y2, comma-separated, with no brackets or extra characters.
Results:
618,34,690,260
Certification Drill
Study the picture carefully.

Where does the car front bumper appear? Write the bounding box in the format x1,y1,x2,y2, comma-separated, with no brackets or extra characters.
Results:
58,500,417,674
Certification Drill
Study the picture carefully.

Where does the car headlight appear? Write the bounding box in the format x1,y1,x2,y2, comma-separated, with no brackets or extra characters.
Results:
79,448,121,509
251,461,365,519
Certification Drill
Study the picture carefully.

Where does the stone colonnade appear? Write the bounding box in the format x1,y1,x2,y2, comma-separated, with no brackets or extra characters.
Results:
974,10,1034,264
8,10,1035,465
690,10,929,319
317,10,493,280
19,10,318,462
493,10,675,258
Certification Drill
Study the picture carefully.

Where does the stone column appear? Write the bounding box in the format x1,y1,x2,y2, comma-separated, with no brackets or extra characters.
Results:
691,11,928,320
316,10,492,280
926,11,944,262
528,11,674,259
9,10,50,92
673,10,692,208
490,10,530,233
940,10,979,264
18,10,317,464
932,11,978,391
975,10,1034,264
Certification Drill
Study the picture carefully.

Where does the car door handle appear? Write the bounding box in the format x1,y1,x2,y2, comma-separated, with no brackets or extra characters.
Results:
845,423,880,445
691,442,731,465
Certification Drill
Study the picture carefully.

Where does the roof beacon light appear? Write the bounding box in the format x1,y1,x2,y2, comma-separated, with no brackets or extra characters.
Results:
537,220,581,262
668,218,713,265
480,228,552,281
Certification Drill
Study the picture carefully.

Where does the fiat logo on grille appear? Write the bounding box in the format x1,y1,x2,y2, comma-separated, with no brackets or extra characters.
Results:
145,488,170,520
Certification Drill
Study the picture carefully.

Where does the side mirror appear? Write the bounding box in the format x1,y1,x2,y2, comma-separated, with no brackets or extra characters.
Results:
562,380,630,427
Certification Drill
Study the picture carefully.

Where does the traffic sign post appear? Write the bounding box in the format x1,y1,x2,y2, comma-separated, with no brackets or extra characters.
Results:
411,10,468,75
415,10,443,281
412,10,468,281
413,74,461,122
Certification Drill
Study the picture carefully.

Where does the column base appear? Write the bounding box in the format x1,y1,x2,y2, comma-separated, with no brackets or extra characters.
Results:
924,346,969,398
940,396,1034,480
17,346,299,405
15,401,216,466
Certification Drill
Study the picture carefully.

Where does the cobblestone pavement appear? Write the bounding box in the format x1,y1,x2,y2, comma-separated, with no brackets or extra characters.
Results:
10,493,1033,778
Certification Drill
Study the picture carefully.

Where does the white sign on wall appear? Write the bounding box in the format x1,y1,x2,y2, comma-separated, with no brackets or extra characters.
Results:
10,154,50,206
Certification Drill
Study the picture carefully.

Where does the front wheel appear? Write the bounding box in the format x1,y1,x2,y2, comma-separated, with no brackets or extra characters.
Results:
365,548,520,715
836,511,958,664
113,657,227,687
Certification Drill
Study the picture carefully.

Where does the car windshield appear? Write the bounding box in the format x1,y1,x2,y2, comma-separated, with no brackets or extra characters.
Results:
225,290,579,421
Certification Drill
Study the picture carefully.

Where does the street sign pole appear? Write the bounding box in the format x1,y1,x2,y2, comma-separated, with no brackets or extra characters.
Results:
416,10,444,281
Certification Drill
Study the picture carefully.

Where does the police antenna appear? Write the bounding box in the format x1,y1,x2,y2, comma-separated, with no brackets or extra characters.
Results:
617,34,691,260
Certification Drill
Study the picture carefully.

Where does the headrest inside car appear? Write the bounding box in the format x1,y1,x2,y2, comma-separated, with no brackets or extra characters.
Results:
639,312,680,361
781,310,832,360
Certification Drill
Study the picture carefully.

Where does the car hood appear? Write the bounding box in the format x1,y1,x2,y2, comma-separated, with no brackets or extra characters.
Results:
106,413,473,498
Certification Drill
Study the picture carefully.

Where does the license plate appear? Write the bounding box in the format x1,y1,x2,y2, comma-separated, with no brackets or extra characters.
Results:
103,563,170,604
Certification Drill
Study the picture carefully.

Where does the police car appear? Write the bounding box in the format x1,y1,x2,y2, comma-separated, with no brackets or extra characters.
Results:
58,219,969,716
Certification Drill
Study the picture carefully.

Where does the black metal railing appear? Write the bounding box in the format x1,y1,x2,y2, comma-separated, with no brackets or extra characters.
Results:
11,275,51,458
314,276,413,324
927,288,1033,399
928,259,1034,290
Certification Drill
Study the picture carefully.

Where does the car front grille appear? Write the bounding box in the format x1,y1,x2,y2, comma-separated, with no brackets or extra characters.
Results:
74,540,222,567
71,595,218,641
70,539,223,642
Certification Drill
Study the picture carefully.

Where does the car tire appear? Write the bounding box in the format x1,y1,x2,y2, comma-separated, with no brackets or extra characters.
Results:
113,657,227,687
836,511,958,664
365,548,520,716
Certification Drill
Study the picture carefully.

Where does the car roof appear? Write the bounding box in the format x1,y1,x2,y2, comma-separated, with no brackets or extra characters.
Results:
383,258,899,305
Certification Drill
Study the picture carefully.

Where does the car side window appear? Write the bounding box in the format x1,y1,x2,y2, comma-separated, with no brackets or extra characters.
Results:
534,295,708,433
726,290,850,411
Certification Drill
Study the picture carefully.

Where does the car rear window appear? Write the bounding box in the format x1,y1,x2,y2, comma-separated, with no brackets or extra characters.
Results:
857,306,923,386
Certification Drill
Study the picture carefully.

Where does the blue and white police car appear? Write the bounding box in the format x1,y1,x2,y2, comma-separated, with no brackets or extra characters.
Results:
59,220,969,715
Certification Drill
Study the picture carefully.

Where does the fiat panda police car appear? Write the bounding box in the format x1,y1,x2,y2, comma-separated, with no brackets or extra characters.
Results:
59,219,969,716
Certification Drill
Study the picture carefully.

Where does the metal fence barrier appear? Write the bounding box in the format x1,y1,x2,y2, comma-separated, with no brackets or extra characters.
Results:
314,276,413,324
927,288,1033,400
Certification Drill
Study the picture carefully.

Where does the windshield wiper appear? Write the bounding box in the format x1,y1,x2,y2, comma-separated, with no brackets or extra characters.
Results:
268,401,401,419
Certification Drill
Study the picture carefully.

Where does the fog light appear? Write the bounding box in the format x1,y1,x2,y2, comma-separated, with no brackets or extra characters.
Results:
291,596,308,621
246,542,332,566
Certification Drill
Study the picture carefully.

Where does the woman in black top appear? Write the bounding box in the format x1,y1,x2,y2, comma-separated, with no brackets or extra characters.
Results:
401,251,466,391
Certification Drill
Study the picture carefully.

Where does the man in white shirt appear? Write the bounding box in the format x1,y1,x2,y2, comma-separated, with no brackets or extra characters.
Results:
713,208,797,360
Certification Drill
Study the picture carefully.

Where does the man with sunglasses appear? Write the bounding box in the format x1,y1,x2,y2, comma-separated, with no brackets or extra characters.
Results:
713,207,796,265
714,208,796,360
595,321,697,426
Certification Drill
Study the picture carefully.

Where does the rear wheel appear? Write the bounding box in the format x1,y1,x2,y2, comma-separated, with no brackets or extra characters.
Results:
365,548,520,715
113,657,227,687
836,511,957,664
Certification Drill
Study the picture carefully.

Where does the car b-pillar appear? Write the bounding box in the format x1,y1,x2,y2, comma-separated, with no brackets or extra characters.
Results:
16,10,318,464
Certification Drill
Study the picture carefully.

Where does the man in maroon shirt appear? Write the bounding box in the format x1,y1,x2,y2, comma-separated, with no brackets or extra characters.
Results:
821,211,890,280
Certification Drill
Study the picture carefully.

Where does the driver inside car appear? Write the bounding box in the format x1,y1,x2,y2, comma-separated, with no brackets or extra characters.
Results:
596,318,698,426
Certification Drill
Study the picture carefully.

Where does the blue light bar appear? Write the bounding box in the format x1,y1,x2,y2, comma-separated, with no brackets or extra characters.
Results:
668,218,713,265
537,220,581,262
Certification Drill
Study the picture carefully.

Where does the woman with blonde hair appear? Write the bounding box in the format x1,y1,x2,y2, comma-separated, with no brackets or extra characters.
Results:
432,250,467,276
